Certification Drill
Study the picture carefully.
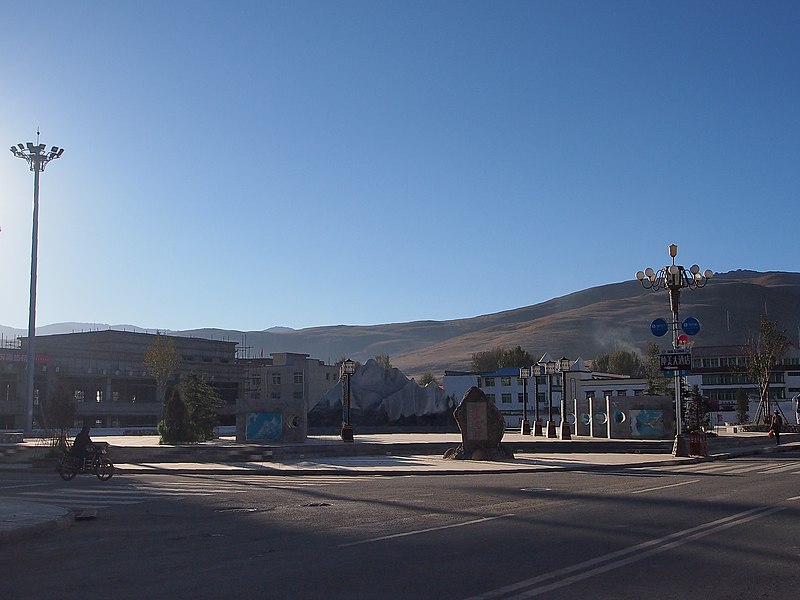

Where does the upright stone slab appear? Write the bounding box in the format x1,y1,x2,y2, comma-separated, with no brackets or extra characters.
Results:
447,386,511,460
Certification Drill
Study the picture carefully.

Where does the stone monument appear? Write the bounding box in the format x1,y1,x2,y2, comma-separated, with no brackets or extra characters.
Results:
444,386,513,460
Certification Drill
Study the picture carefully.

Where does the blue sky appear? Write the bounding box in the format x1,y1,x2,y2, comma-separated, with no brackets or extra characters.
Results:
1,1,798,332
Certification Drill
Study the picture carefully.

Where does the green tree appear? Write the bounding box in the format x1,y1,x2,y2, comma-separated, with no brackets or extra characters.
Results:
470,348,505,372
158,387,190,444
593,350,643,377
593,353,610,373
744,316,789,423
643,343,668,396
182,372,223,442
684,385,711,432
144,332,180,420
158,373,222,443
418,371,438,386
735,388,750,424
44,384,77,449
499,346,535,369
375,353,392,370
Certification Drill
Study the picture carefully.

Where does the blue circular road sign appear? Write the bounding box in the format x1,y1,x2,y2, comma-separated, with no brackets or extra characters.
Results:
650,318,669,337
682,316,701,336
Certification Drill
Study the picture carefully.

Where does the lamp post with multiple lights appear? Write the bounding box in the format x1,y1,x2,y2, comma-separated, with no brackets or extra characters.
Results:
557,356,572,440
545,360,558,438
10,138,64,433
340,358,356,442
519,367,531,435
532,364,544,436
636,244,712,457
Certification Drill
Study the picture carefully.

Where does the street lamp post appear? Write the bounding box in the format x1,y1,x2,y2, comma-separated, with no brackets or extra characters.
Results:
10,138,64,433
532,364,544,436
519,367,531,435
340,358,356,442
558,356,572,440
545,360,558,438
636,243,712,457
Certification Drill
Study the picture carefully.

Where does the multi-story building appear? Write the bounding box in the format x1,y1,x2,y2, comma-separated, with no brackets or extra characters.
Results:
687,344,800,423
239,352,340,407
443,357,650,429
0,331,341,438
1,330,239,429
236,352,340,441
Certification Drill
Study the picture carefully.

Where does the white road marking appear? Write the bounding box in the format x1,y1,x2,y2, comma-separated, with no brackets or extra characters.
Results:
338,513,516,548
630,479,700,494
464,505,784,599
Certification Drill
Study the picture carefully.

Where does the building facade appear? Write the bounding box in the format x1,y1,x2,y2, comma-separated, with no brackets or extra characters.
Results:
237,352,340,442
443,358,650,430
1,330,239,429
686,344,800,424
0,331,341,437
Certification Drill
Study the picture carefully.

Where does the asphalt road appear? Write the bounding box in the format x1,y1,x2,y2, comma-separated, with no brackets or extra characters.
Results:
2,453,799,599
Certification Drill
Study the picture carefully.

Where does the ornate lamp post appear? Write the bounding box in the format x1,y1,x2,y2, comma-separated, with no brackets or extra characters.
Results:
10,137,64,433
532,364,544,436
545,359,558,438
340,358,356,442
636,243,712,457
558,356,572,440
519,367,531,435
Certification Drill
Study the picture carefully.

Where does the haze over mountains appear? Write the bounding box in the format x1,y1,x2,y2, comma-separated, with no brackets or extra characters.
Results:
2,271,799,379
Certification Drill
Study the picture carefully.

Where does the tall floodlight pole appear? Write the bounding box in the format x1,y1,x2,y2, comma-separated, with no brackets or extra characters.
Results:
637,244,712,457
10,138,64,433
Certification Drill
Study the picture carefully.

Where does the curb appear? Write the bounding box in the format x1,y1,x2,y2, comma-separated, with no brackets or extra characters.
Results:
0,504,74,545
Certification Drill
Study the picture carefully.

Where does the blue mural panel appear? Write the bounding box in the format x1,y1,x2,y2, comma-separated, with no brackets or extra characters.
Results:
629,409,664,438
246,412,283,441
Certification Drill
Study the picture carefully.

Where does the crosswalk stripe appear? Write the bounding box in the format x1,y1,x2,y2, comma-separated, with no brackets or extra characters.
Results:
758,462,800,474
8,474,382,509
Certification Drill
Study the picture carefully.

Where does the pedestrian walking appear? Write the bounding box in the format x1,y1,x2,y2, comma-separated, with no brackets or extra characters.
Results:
770,410,783,446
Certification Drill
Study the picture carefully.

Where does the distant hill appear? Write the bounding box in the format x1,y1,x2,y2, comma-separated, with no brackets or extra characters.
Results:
3,271,799,379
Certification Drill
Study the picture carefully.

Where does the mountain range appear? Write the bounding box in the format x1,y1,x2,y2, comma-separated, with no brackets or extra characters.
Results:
2,270,799,379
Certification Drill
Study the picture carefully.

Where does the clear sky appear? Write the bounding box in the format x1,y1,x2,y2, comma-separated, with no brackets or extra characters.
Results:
1,1,798,332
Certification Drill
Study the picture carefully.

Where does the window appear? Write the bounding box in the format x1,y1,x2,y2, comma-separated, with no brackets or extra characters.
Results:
112,391,120,402
96,390,103,403
518,393,525,403
486,394,496,403
501,393,512,403
272,373,281,385
271,392,281,400
74,390,85,402
294,372,304,385
501,377,512,387
484,377,496,387
292,391,303,399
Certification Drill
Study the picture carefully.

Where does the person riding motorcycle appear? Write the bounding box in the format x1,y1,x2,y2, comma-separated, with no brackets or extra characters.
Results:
72,426,95,460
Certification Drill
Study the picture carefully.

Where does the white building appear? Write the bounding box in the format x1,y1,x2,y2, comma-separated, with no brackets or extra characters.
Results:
443,356,649,430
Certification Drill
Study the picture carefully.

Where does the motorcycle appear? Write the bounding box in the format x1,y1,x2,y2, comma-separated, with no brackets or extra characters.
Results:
57,441,115,481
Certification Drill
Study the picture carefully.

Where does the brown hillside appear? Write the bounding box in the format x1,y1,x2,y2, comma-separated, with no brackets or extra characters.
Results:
181,270,800,379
